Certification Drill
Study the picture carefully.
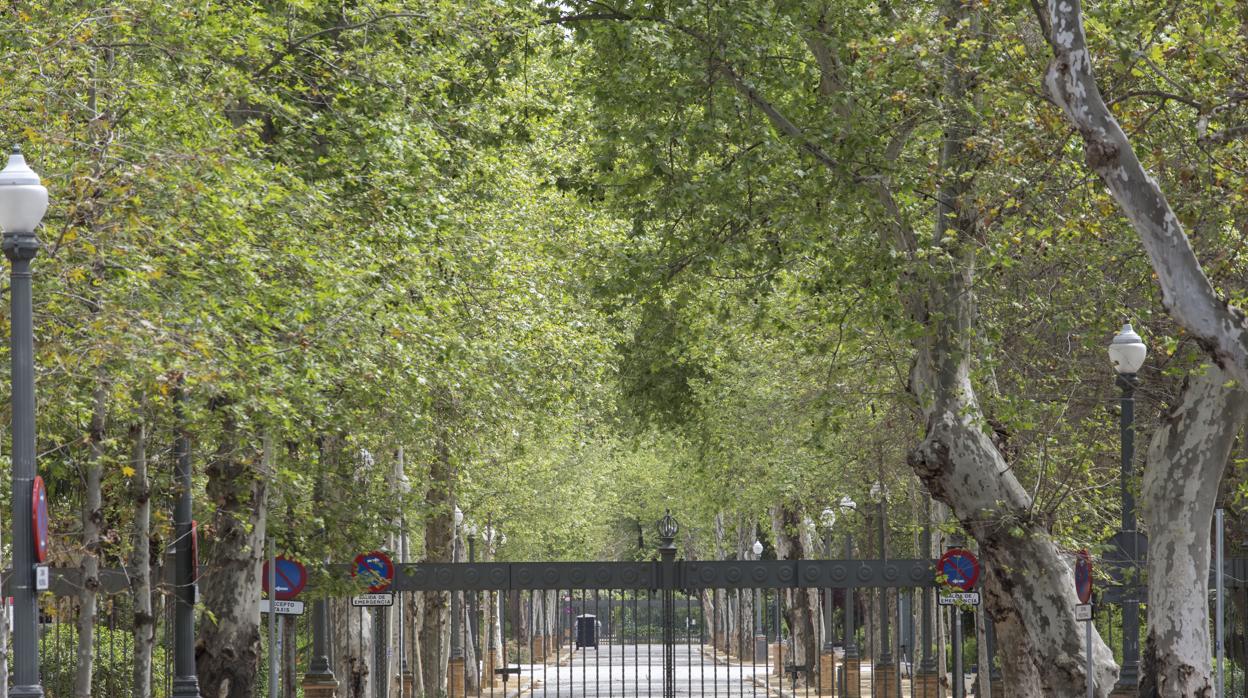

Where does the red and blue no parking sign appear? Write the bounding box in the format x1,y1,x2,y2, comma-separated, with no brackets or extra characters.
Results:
264,557,308,601
1075,550,1093,604
353,550,395,593
938,548,980,591
32,476,49,563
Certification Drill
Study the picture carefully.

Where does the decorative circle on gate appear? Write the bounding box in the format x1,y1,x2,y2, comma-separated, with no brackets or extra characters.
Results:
570,567,586,585
622,567,639,584
751,566,768,583
465,569,480,584
909,565,927,582
491,568,507,586
777,566,794,582
411,568,428,586
856,564,872,582
803,566,820,583
516,568,534,585
830,564,847,582
595,566,612,585
883,564,899,582
725,567,742,584
435,568,453,586
543,567,560,585
699,567,717,584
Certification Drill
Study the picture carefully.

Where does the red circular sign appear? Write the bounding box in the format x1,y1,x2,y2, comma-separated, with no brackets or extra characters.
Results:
32,476,49,563
938,548,980,591
353,550,395,592
1075,550,1093,604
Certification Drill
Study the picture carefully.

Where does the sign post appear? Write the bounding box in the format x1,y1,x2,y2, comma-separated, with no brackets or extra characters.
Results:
936,547,979,698
1075,550,1094,698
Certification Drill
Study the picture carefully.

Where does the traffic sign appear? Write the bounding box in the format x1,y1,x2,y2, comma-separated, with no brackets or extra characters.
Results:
352,593,395,607
1075,550,1093,605
260,599,306,616
938,548,980,591
32,476,49,563
1075,603,1093,621
353,551,395,593
938,591,981,606
263,557,308,601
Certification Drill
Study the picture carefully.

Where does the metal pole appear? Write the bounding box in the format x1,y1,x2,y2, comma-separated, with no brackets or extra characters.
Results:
1218,508,1226,697
5,221,44,697
844,534,857,659
469,534,479,661
1086,614,1093,698
919,503,936,675
824,533,834,652
879,500,892,666
953,608,963,698
307,458,335,682
269,536,278,698
171,385,201,698
451,524,463,659
1117,373,1140,689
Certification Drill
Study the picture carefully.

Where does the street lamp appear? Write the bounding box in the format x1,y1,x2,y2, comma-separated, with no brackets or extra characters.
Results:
752,539,765,662
820,508,836,654
1109,322,1146,689
451,505,465,661
836,497,858,662
870,481,893,672
1,145,49,698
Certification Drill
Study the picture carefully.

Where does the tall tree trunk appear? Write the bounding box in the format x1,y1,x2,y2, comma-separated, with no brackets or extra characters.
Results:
334,598,375,698
770,505,818,674
905,1,1118,694
196,401,267,697
129,414,155,698
74,382,108,698
421,389,456,698
1139,365,1247,696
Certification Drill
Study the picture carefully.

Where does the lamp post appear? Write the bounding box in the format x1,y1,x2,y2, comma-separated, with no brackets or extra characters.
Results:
836,496,858,661
451,505,465,661
752,538,765,661
172,387,202,698
2,146,48,698
820,508,837,654
870,481,893,672
1109,323,1146,690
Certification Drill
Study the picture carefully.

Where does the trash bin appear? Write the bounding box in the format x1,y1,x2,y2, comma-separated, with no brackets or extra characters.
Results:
576,614,598,648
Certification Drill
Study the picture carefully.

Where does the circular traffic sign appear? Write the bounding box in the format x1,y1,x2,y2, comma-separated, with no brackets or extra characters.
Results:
264,557,308,601
353,550,395,593
32,476,49,563
1075,550,1093,604
938,548,980,591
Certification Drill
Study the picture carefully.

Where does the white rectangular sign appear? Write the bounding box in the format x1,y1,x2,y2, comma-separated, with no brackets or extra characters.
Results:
260,599,305,616
35,566,49,591
351,593,395,607
1075,603,1093,621
938,591,981,606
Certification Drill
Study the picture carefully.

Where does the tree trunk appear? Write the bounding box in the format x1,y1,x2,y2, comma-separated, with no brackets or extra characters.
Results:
196,401,267,697
334,598,375,698
906,2,1118,694
421,390,456,698
1041,0,1248,389
1139,365,1248,696
74,382,108,698
129,415,155,698
771,505,818,674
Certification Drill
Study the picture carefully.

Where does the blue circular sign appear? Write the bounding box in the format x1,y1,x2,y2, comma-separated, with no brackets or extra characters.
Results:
264,557,308,600
938,548,980,591
353,550,395,592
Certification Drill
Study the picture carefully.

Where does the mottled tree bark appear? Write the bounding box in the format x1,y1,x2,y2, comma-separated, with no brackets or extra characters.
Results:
1139,366,1247,697
129,416,155,698
74,383,108,698
771,505,818,674
196,402,267,697
421,389,457,697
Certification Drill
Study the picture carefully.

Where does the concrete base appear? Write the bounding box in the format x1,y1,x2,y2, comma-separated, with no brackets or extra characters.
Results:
991,678,1005,696
301,675,340,698
753,635,768,664
402,672,416,695
842,658,861,698
912,671,940,698
449,657,466,698
818,651,836,695
770,643,784,675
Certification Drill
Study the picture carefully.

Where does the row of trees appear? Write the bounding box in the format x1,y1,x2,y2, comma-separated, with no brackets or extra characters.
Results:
2,0,1247,696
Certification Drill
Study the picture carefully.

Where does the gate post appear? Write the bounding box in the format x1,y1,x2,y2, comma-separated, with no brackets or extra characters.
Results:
657,511,679,698
843,534,860,698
